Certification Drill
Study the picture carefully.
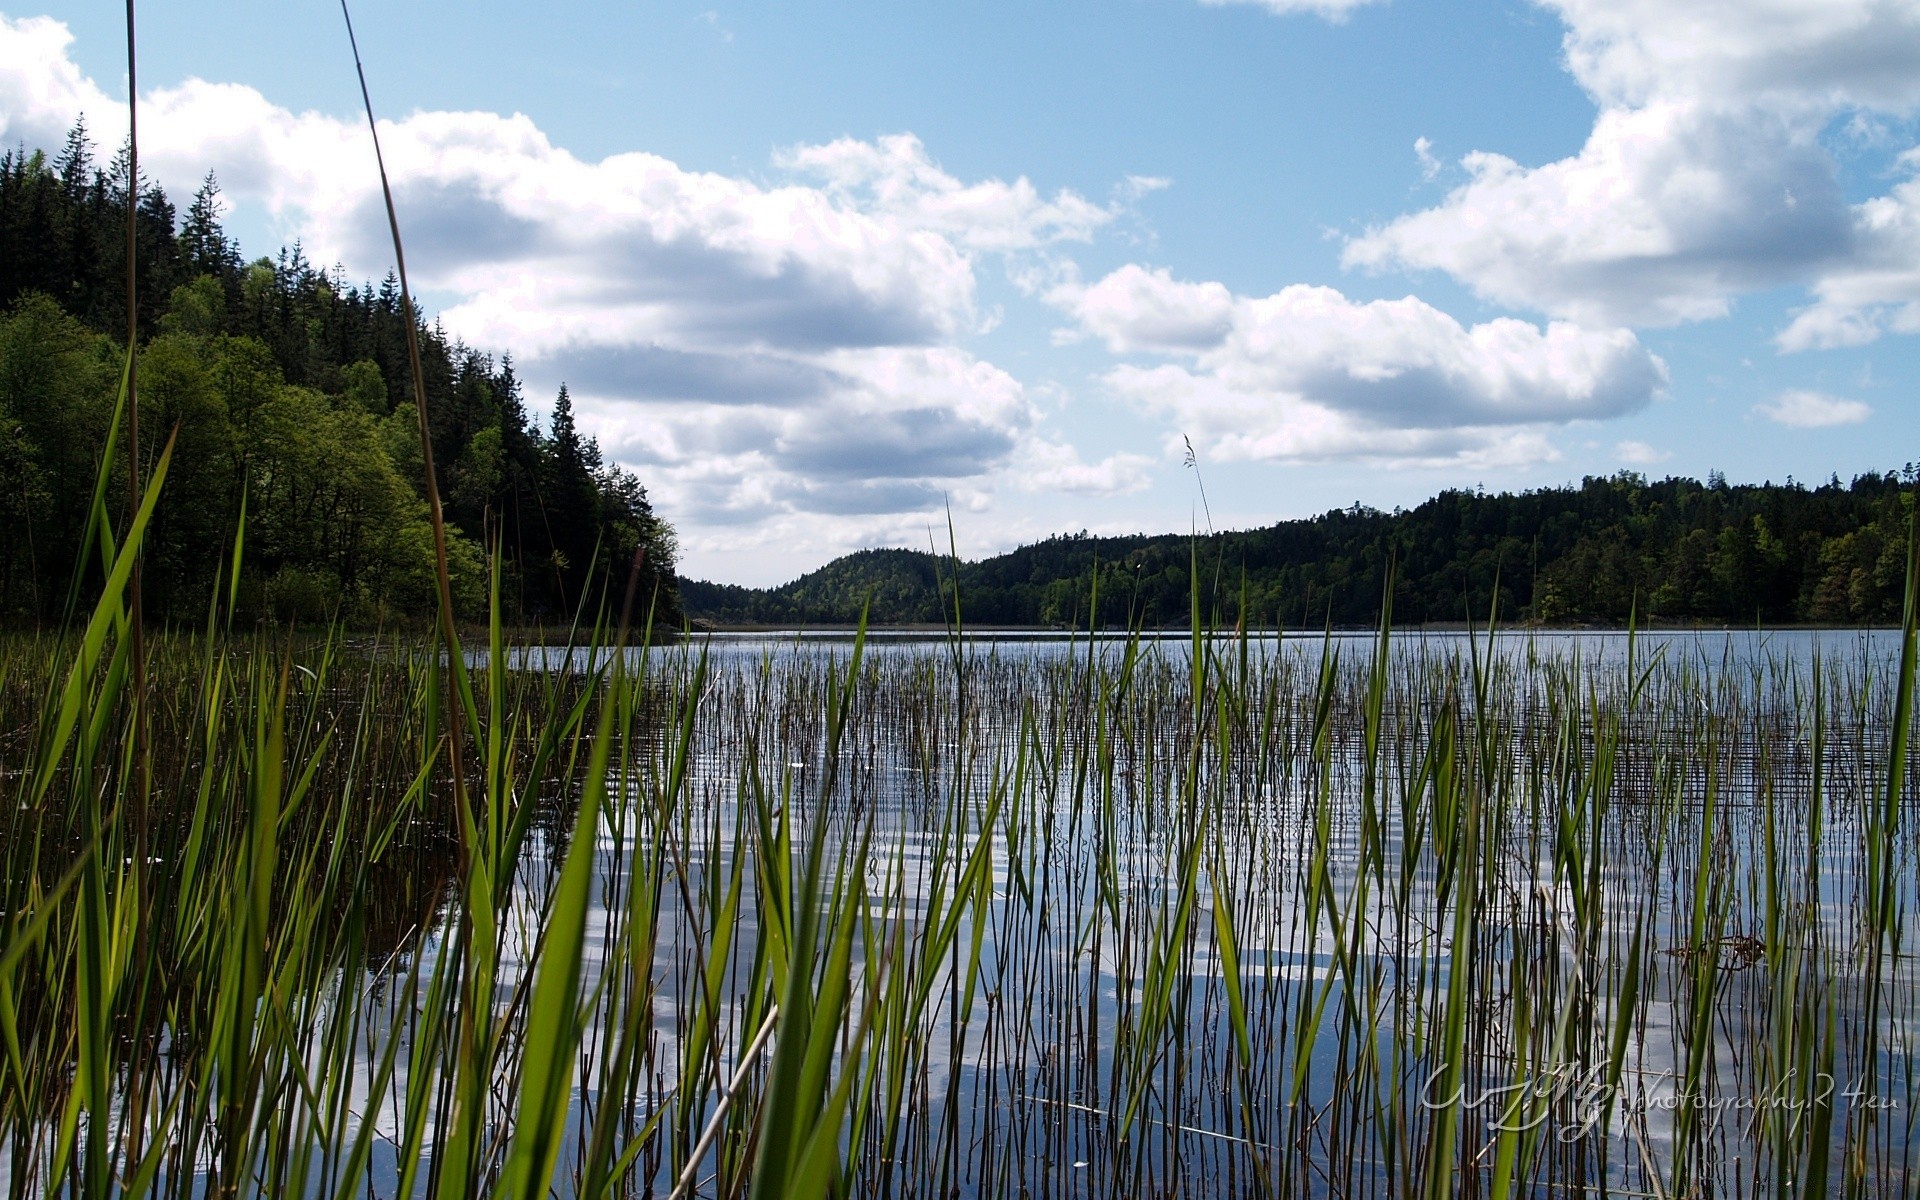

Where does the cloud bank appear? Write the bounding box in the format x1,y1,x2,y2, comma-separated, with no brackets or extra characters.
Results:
1053,264,1666,467
1753,389,1873,427
1342,0,1920,346
0,14,1173,570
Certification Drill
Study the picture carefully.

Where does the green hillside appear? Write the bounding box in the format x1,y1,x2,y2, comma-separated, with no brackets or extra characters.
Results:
681,470,1919,628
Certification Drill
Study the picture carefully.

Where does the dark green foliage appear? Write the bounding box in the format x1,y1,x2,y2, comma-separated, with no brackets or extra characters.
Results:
0,123,679,628
683,472,1919,627
681,549,945,625
0,123,184,344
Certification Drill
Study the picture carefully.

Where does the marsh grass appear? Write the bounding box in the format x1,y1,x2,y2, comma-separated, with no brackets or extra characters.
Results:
9,562,1920,1199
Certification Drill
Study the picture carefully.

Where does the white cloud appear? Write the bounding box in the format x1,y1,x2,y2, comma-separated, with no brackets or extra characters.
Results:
1775,301,1897,351
1753,389,1872,426
1055,264,1235,353
1115,362,1573,468
1347,101,1850,326
1197,0,1383,22
0,14,1152,573
1414,136,1441,180
0,16,111,146
777,133,1117,254
1120,174,1173,199
1055,265,1666,467
1776,153,1920,348
1546,0,1920,112
1614,439,1671,464
1015,441,1156,495
1343,0,1920,341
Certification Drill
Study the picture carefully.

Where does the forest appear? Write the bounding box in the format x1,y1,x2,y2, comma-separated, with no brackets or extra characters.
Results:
681,469,1920,628
0,122,680,628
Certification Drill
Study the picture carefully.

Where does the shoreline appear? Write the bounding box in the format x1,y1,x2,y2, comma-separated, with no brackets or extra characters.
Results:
677,620,1907,635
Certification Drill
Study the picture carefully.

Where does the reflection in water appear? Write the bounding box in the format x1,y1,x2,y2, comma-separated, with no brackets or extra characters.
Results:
509,628,1917,1196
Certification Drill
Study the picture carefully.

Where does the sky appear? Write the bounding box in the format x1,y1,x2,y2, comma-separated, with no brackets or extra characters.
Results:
5,0,1920,585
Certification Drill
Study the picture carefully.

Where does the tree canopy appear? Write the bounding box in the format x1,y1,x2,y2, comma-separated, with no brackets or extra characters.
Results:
681,471,1919,628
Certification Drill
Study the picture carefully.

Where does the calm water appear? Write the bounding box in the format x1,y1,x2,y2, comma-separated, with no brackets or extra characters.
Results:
449,627,1920,1196
16,628,1910,1196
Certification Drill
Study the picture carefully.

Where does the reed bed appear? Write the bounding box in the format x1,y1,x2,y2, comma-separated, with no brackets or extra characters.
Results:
5,592,1920,1197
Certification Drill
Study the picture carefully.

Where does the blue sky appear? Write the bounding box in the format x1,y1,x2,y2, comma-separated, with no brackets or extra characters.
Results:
7,0,1920,583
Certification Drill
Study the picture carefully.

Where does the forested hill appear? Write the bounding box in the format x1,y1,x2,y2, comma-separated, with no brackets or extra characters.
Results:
682,472,1920,628
0,122,679,627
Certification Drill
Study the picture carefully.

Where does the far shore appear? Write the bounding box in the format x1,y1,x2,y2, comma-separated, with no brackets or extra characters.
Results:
671,620,1906,636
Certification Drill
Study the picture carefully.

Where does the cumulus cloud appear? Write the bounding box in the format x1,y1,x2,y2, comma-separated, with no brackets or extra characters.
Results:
0,15,1169,566
1614,439,1671,464
1014,441,1156,495
1753,389,1872,426
1060,265,1236,353
773,347,1031,482
776,133,1118,253
1112,362,1573,467
1347,101,1851,326
1053,265,1665,466
1777,152,1920,348
0,15,112,149
1344,0,1920,341
1547,0,1920,111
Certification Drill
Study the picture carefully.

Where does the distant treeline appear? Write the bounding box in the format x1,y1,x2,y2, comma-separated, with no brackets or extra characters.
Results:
0,122,680,628
683,471,1920,628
